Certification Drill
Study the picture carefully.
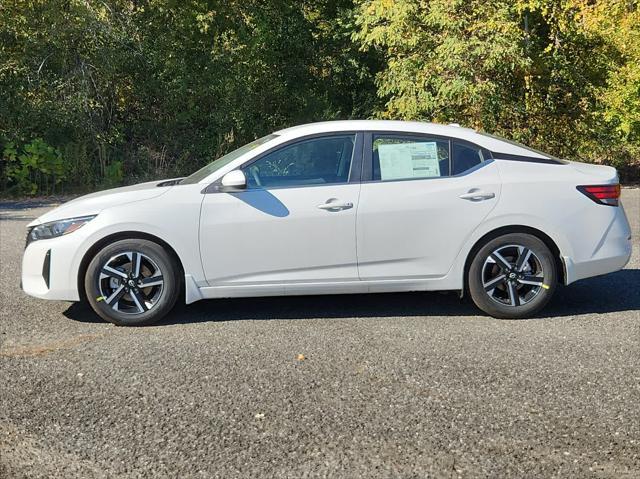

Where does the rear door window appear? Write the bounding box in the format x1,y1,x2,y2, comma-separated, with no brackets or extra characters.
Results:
372,135,450,181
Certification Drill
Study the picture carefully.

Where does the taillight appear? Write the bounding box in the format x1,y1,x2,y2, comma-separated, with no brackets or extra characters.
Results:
576,184,621,206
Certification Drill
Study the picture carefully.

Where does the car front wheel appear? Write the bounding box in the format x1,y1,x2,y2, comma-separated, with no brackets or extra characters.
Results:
84,239,180,326
468,233,558,319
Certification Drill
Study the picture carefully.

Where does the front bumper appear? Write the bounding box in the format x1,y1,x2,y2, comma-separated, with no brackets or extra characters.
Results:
21,235,82,301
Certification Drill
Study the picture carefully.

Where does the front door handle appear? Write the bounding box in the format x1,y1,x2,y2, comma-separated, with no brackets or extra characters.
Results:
317,199,354,211
459,189,495,201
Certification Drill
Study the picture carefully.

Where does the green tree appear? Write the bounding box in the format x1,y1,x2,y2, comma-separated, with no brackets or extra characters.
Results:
354,0,529,129
1,0,639,195
0,0,378,195
353,0,640,179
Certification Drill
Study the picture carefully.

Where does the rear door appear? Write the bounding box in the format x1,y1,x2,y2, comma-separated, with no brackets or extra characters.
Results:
356,132,502,280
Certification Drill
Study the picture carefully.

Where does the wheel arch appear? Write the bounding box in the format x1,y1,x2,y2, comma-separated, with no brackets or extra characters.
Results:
462,225,565,294
77,231,185,302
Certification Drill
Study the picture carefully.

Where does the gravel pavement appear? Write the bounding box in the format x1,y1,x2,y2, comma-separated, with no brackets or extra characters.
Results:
1,189,639,478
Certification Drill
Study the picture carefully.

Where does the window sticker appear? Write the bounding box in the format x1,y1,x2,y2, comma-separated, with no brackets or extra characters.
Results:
378,142,440,180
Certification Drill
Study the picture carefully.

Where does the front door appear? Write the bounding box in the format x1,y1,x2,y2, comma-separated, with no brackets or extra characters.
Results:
199,133,362,290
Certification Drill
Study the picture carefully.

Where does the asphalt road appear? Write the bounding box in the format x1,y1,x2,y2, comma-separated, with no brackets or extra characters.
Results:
1,189,639,478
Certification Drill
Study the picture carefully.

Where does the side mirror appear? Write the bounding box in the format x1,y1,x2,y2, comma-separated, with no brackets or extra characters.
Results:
220,170,247,191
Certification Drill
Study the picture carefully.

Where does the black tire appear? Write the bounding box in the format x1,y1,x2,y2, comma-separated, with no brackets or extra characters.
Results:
468,233,557,319
84,239,180,326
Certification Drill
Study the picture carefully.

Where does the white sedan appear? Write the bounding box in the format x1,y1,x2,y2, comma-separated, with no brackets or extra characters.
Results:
21,121,632,325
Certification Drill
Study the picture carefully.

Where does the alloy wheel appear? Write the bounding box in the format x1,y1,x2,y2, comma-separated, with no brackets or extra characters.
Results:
98,251,164,314
481,244,546,307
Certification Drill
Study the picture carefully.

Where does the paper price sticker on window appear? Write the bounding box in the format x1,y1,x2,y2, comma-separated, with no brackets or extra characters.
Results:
378,142,441,181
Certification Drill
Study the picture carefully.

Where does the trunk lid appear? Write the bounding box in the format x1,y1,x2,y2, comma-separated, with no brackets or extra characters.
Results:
569,161,618,183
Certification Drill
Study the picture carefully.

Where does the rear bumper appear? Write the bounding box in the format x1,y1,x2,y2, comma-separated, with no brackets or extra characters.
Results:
563,205,633,284
563,246,631,284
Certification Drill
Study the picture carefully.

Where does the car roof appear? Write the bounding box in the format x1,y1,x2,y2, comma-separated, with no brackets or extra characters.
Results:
274,120,550,159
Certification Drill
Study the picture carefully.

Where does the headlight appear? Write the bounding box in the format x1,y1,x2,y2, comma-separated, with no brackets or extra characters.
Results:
26,215,96,245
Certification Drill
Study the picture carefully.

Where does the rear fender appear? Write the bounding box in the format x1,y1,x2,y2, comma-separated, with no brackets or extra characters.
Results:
445,214,572,290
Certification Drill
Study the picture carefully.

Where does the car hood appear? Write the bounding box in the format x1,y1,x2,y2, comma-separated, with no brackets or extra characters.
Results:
28,179,177,226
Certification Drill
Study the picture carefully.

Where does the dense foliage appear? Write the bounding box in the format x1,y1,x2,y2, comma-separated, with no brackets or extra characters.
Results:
1,0,638,195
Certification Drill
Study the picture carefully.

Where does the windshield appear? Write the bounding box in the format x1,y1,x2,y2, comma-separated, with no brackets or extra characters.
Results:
180,134,279,184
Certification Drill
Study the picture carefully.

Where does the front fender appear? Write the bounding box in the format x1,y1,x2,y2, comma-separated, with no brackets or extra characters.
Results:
66,194,206,297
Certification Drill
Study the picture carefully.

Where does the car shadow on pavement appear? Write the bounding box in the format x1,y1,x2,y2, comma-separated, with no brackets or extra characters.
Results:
64,269,640,325
545,268,640,317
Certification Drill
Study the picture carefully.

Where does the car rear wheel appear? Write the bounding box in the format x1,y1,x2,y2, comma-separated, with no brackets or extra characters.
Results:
84,239,180,326
468,233,557,319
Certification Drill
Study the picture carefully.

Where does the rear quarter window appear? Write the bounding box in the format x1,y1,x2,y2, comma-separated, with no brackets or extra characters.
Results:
452,142,485,175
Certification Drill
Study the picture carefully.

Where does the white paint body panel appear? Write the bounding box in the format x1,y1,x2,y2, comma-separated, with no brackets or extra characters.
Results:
199,184,361,286
20,120,632,305
356,161,502,280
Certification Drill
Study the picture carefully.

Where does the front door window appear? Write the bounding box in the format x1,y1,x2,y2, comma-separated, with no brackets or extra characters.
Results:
242,135,356,188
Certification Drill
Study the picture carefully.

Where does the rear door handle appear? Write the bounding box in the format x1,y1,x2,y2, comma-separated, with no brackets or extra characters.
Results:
317,199,354,211
459,189,495,201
